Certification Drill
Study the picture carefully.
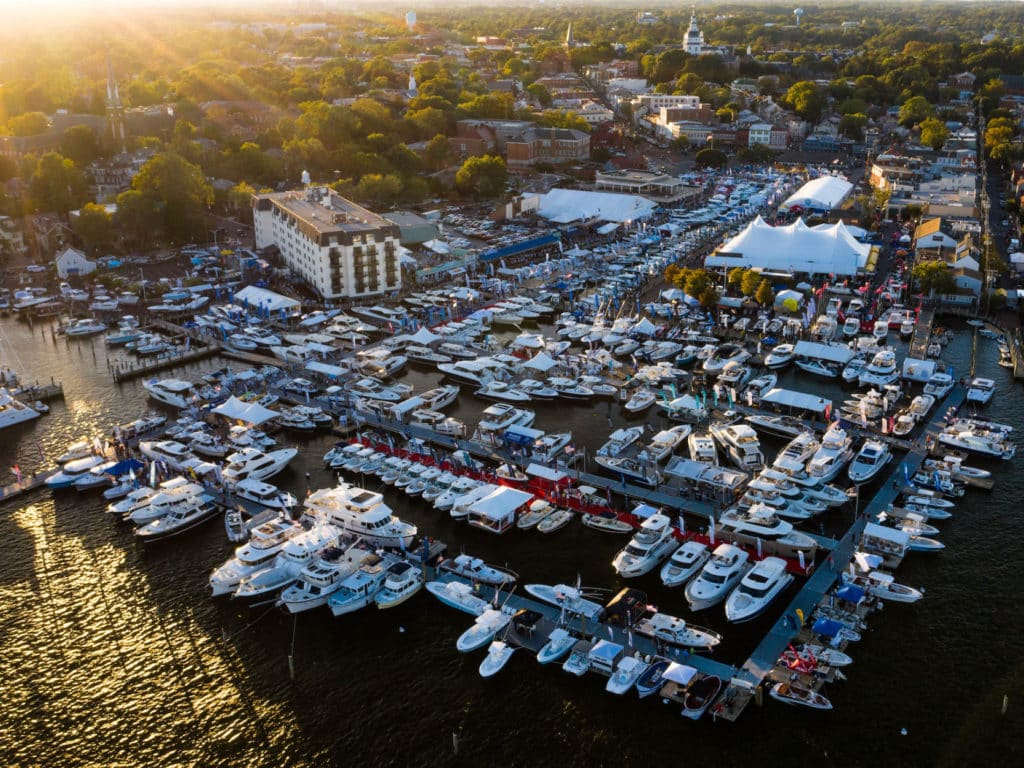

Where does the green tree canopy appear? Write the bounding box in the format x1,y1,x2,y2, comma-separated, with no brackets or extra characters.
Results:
785,81,826,123
114,190,162,250
912,260,954,296
73,202,114,255
897,95,934,127
131,151,213,242
455,155,506,197
755,278,774,307
740,268,762,296
29,152,88,215
6,111,49,136
694,147,727,169
60,125,102,166
919,117,950,151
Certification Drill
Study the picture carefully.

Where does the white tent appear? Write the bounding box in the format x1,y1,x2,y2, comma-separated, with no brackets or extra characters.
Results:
422,239,451,255
212,396,279,426
631,317,660,336
524,351,559,372
408,326,441,345
233,285,301,316
707,216,870,276
512,333,545,349
774,289,805,308
660,287,686,301
781,175,853,211
536,188,657,224
467,486,533,530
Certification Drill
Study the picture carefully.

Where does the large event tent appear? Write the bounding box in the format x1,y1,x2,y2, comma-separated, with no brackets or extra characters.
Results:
706,216,870,276
536,188,657,224
781,175,853,212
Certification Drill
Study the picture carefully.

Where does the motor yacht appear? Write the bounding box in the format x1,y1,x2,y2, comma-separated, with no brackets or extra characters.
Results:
872,319,889,341
842,316,861,338
966,377,996,405
277,542,378,613
859,349,898,387
134,494,219,542
709,423,764,471
635,612,721,650
409,409,465,436
438,554,517,588
806,423,854,481
811,315,838,342
474,381,531,403
0,389,41,430
745,372,777,400
794,358,840,379
143,378,200,409
347,377,410,403
703,343,751,376
524,583,604,620
233,524,343,599
209,516,301,596
611,514,680,577
923,372,955,399
646,425,691,462
596,426,644,457
724,556,793,622
685,544,751,611
770,682,833,711
718,362,753,391
532,431,572,463
234,478,297,510
374,560,424,609
326,554,403,616
623,387,657,414
841,354,868,383
547,377,595,401
847,440,892,483
106,485,157,517
937,427,1015,460
716,503,819,557
594,455,660,485
417,385,460,411
515,379,558,400
659,541,711,588
763,343,795,369
438,358,511,387
479,641,516,678
65,318,108,337
45,454,109,489
223,447,298,485
304,483,417,548
477,403,535,434
687,432,718,464
456,608,512,652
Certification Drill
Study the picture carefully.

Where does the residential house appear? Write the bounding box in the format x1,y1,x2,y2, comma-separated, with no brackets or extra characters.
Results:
913,218,959,255
54,247,97,279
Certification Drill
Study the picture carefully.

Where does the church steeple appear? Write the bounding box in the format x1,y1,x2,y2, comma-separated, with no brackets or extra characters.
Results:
105,45,126,152
565,22,575,49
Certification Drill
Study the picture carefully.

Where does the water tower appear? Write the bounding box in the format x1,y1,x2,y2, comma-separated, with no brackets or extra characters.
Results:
794,8,804,27
406,11,416,32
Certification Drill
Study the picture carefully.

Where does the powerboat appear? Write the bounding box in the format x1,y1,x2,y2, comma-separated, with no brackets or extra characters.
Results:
304,484,417,548
966,377,996,405
847,440,892,483
623,388,657,414
841,354,868,383
134,494,219,542
208,516,302,596
532,432,572,463
709,423,764,471
597,426,643,457
537,508,573,534
647,425,690,462
126,478,205,524
515,379,559,400
278,543,378,613
635,659,672,698
474,381,531,403
685,544,751,611
143,378,199,409
65,318,107,337
222,447,298,485
806,424,854,482
562,640,594,676
717,503,819,556
606,656,650,695
724,556,793,622
418,385,460,411
106,485,157,517
327,556,399,616
923,372,955,399
45,454,109,488
478,403,535,432
937,427,1015,460
234,478,297,510
859,349,898,387
0,388,41,429
660,541,711,588
581,510,634,534
770,682,833,710
718,362,753,391
426,579,491,616
635,612,721,649
479,641,516,678
794,358,840,379
547,377,595,401
233,523,342,599
456,608,512,652
687,432,717,464
763,343,795,369
842,316,861,338
745,372,777,399
537,628,577,665
611,513,680,577
594,455,660,486
525,583,604,620
703,343,750,375
374,560,424,609
682,674,722,720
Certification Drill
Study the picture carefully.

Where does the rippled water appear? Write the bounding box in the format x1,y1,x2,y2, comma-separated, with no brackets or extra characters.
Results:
1,315,1022,766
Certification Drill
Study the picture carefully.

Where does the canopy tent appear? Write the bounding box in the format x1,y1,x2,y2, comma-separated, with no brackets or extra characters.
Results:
812,618,845,638
536,188,657,224
212,395,279,426
525,463,570,484
835,584,865,603
793,340,854,365
660,287,686,301
390,396,425,419
781,175,853,212
503,425,544,445
816,221,869,241
596,222,620,235
304,361,348,380
854,551,884,571
233,285,301,316
662,663,698,686
467,486,534,529
407,326,441,345
707,216,870,277
422,239,451,255
102,458,145,477
512,333,545,349
523,351,559,372
759,387,832,415
774,289,805,309
630,503,660,519
631,317,660,336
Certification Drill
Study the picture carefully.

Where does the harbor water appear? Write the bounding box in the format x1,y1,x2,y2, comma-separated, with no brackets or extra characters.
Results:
1,315,1022,766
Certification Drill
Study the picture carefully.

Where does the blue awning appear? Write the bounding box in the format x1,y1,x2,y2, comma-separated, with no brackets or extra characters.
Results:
812,618,844,637
835,585,865,604
102,458,145,477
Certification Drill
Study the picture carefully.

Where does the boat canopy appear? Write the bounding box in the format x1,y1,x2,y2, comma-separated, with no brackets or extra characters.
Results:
812,618,844,638
588,640,624,664
102,458,145,477
212,395,279,426
793,340,854,364
468,487,534,526
504,425,545,446
760,387,832,415
630,503,661,519
863,522,911,547
662,662,698,686
525,463,569,483
390,396,425,418
835,584,865,603
305,361,348,380
523,351,559,372
901,358,936,383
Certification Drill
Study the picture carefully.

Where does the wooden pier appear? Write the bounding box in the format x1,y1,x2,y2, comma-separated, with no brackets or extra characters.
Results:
907,307,934,360
111,345,220,382
0,469,59,504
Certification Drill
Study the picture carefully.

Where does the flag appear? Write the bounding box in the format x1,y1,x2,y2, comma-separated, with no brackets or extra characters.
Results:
11,465,21,482
796,608,804,625
678,514,685,534
709,515,716,544
797,550,806,569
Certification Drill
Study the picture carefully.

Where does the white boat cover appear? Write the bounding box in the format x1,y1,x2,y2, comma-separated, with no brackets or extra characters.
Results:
468,486,534,526
759,387,832,414
526,463,569,483
212,396,278,426
781,175,854,211
794,340,854,364
662,662,698,686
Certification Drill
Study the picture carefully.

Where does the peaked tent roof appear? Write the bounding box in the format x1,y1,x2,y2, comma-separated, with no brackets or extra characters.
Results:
523,351,559,371
535,188,657,224
408,326,441,345
212,395,279,426
233,285,301,313
706,217,870,276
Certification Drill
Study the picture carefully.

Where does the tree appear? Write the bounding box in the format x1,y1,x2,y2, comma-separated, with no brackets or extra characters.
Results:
114,190,162,249
354,173,403,208
785,81,826,123
73,202,113,254
423,134,453,171
912,260,954,297
227,181,256,212
526,83,552,108
897,95,934,127
698,285,720,309
694,148,727,169
405,107,449,140
60,125,102,166
740,268,762,296
683,269,712,301
755,278,774,307
29,152,88,215
839,113,868,141
727,267,746,292
131,152,213,242
455,155,506,197
6,111,49,136
919,117,949,151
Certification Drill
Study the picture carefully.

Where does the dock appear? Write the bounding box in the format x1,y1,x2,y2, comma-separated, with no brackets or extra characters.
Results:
111,345,220,382
907,307,934,360
712,385,966,721
0,469,59,503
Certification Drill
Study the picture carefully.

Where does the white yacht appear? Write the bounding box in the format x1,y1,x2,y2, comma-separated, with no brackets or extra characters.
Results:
966,377,996,405
724,557,793,623
847,440,892,483
374,559,424,608
143,378,200,409
134,494,219,542
859,348,899,387
328,554,397,616
806,424,854,482
209,516,302,596
597,426,643,457
923,372,955,399
106,485,157,517
234,478,297,510
763,343,795,369
794,358,840,379
646,425,691,462
278,542,378,613
304,483,417,548
347,377,410,403
716,503,819,556
137,440,198,471
474,381,531,403
44,454,109,489
0,388,41,430
222,447,298,485
938,427,1015,460
687,432,718,464
623,388,657,414
659,541,711,588
418,385,460,410
65,318,108,337
703,343,751,375
525,583,605,620
709,423,764,471
438,358,510,387
456,608,512,652
425,579,492,616
611,514,680,578
532,432,572,463
634,612,721,650
409,409,465,437
685,544,751,611
233,524,343,599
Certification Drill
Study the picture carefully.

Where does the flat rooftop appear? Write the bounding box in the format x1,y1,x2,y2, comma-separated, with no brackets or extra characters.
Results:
255,189,392,235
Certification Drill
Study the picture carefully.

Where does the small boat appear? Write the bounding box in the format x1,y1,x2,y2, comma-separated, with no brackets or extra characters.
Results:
537,508,573,533
537,628,576,665
794,358,840,379
687,432,718,464
635,612,721,649
763,343,795,369
660,541,710,588
606,656,649,695
517,499,555,530
456,608,512,652
682,674,722,720
479,640,516,678
841,570,923,604
782,644,853,669
374,561,424,609
561,640,593,676
327,556,396,616
769,682,833,710
635,659,671,699
438,553,517,587
966,377,996,405
847,440,892,483
581,510,633,534
426,580,491,616
623,388,657,414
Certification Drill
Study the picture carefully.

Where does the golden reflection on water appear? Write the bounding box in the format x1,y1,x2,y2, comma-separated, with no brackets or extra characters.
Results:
0,501,305,767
